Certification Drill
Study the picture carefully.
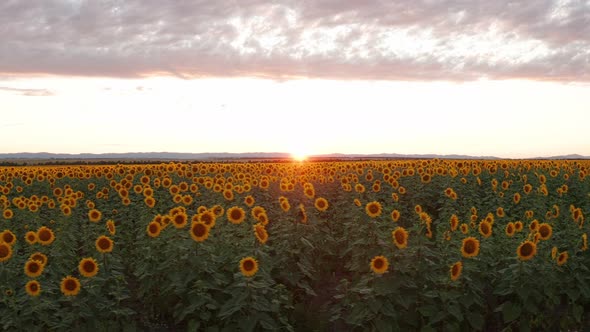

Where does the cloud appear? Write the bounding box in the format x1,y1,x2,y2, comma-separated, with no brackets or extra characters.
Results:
0,86,55,96
0,0,588,81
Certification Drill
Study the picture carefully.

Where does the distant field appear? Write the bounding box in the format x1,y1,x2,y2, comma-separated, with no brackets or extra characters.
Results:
1,159,589,331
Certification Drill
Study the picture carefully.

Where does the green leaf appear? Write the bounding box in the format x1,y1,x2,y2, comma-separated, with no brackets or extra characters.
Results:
300,237,315,249
374,318,393,332
448,304,462,321
573,304,584,323
466,312,484,330
502,302,521,323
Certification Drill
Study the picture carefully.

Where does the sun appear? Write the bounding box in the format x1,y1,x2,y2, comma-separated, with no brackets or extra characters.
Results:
289,143,309,161
291,150,308,162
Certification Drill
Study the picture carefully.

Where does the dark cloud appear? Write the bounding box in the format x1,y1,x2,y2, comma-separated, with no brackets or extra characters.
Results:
0,86,55,96
0,0,588,81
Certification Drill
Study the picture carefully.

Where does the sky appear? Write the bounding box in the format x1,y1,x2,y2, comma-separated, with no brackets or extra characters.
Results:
1,1,589,159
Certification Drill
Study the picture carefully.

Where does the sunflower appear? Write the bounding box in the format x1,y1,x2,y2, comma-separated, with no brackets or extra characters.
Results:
106,220,116,235
460,223,469,234
582,233,588,251
24,259,44,278
24,231,38,245
0,242,13,262
529,219,540,233
197,211,216,228
354,184,366,193
171,212,188,229
88,209,102,223
2,209,13,219
29,252,48,267
1,230,16,246
25,280,41,297
37,226,55,246
60,276,81,296
190,221,209,242
144,196,156,208
496,207,505,218
146,221,161,238
392,227,409,249
414,205,423,214
314,197,329,212
251,206,266,219
227,206,246,225
557,251,568,266
298,204,308,224
239,257,259,277
461,237,480,258
211,205,225,217
244,195,255,207
253,223,268,244
551,246,558,259
450,261,462,281
523,184,532,194
513,193,521,204
537,223,552,240
280,199,291,212
256,212,269,226
303,186,315,199
95,235,114,253
223,190,234,201
478,221,492,238
449,214,459,231
517,241,537,261
78,257,99,278
514,221,524,232
391,209,401,222
370,255,389,274
505,222,516,237
365,201,382,218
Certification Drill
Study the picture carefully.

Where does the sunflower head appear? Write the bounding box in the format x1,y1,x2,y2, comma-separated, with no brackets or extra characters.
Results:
239,257,259,277
29,252,48,266
190,221,209,243
461,237,480,258
25,280,41,297
557,251,568,266
95,235,114,253
106,220,116,235
478,221,493,238
1,230,16,246
78,257,99,278
370,255,389,274
0,242,13,262
88,209,102,222
365,201,383,218
505,222,516,237
146,221,162,238
37,226,55,246
227,206,246,225
253,223,268,245
392,227,409,249
537,223,552,240
60,275,81,296
450,261,462,281
449,215,459,231
314,197,329,212
24,259,44,278
517,241,537,261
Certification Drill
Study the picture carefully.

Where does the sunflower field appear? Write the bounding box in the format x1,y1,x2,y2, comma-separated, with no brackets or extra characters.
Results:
0,159,589,331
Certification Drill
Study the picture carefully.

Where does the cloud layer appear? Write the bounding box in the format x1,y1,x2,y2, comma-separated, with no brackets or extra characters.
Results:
1,0,588,81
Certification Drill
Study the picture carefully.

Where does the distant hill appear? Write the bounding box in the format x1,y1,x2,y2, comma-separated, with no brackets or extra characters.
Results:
0,152,588,161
